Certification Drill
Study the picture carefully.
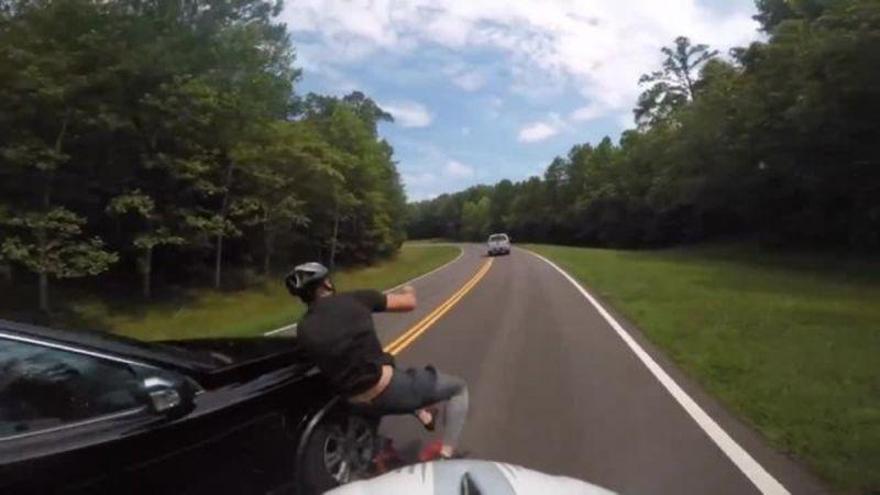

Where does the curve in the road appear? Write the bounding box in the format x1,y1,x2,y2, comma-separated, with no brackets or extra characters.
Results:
378,244,826,495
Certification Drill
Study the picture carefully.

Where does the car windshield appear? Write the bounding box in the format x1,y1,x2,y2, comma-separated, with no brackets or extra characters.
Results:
489,235,507,242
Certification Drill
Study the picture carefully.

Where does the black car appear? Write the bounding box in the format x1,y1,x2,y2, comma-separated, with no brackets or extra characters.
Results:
0,319,379,495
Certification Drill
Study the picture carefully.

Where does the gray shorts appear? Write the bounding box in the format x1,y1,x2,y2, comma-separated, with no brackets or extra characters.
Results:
354,366,465,416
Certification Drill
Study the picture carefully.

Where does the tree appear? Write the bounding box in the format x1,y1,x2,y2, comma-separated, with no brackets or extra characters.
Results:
635,36,718,127
106,191,184,298
0,0,119,310
204,18,297,287
754,0,839,32
231,121,343,273
0,0,408,311
489,180,515,232
460,197,492,241
299,94,405,264
341,91,394,131
754,0,799,31
2,208,117,311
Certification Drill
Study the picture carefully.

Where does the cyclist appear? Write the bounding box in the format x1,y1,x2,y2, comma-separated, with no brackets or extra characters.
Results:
287,262,469,459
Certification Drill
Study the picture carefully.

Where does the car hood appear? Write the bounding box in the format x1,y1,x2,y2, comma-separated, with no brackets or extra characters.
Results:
165,337,299,365
161,337,316,388
0,319,317,388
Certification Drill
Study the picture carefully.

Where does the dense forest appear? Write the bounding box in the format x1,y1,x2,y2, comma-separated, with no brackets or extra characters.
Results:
0,0,406,310
408,0,880,252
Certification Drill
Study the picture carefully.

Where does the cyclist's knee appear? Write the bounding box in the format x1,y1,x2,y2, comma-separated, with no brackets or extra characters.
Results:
434,372,467,398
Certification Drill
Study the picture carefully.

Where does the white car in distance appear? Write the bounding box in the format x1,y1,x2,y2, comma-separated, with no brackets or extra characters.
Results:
487,233,511,256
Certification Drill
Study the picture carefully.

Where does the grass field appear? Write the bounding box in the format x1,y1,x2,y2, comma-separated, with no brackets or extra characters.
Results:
1,244,459,341
527,243,880,494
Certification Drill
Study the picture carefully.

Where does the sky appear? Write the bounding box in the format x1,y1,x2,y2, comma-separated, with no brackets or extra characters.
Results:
281,0,762,201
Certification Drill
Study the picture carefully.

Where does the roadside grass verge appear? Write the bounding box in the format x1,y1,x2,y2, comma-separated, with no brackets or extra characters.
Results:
1,245,459,341
526,243,879,494
404,238,451,245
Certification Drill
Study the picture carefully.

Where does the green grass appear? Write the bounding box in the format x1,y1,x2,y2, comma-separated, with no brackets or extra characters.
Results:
404,238,451,244
49,244,458,341
526,243,880,494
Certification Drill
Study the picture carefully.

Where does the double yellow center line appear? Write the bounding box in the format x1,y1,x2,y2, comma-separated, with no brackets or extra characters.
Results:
385,258,494,356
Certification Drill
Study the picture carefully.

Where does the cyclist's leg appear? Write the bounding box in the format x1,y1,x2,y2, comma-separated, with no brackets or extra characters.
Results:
424,371,468,456
360,366,469,454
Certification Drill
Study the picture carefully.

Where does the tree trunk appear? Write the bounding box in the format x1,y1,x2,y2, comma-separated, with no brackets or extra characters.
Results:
214,233,223,289
329,205,340,271
38,272,49,313
141,247,152,299
37,198,50,312
263,229,274,275
263,248,272,276
35,111,68,312
682,68,696,101
214,158,235,289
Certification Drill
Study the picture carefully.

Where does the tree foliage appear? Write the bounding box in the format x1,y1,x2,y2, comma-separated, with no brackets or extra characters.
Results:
635,36,718,128
460,197,492,241
0,0,406,307
1,208,118,310
409,0,880,253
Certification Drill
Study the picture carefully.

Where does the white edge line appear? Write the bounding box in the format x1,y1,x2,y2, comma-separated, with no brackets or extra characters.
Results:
263,322,299,336
524,248,790,495
262,245,466,336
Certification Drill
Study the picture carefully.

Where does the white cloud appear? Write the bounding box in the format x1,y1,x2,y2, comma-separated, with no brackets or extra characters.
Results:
453,71,487,91
570,103,605,122
285,0,759,118
443,63,488,91
402,172,437,186
518,113,567,143
518,122,558,143
445,160,475,178
381,100,433,128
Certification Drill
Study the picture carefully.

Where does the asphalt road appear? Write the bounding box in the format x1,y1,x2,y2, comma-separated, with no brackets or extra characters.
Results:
370,244,828,495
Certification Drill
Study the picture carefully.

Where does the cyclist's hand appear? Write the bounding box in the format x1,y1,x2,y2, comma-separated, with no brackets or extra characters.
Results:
386,286,417,312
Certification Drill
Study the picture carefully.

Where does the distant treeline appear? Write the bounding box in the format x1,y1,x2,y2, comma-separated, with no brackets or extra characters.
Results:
0,0,406,310
408,0,880,252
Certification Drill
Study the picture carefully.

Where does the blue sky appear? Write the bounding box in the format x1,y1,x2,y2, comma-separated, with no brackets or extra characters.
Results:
282,0,761,200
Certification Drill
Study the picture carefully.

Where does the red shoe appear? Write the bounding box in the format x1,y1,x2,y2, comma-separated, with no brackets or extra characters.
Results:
373,439,403,474
417,439,444,462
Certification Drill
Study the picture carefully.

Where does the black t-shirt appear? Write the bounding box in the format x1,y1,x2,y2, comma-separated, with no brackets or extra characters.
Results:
297,290,394,396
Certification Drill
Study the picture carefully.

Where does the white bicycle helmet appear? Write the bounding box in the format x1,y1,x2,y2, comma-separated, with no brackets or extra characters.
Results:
285,262,330,298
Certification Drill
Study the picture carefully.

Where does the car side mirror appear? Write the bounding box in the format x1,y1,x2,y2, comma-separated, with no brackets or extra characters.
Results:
141,375,197,416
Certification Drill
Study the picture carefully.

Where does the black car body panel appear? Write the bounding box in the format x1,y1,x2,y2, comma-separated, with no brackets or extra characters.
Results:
0,319,338,494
